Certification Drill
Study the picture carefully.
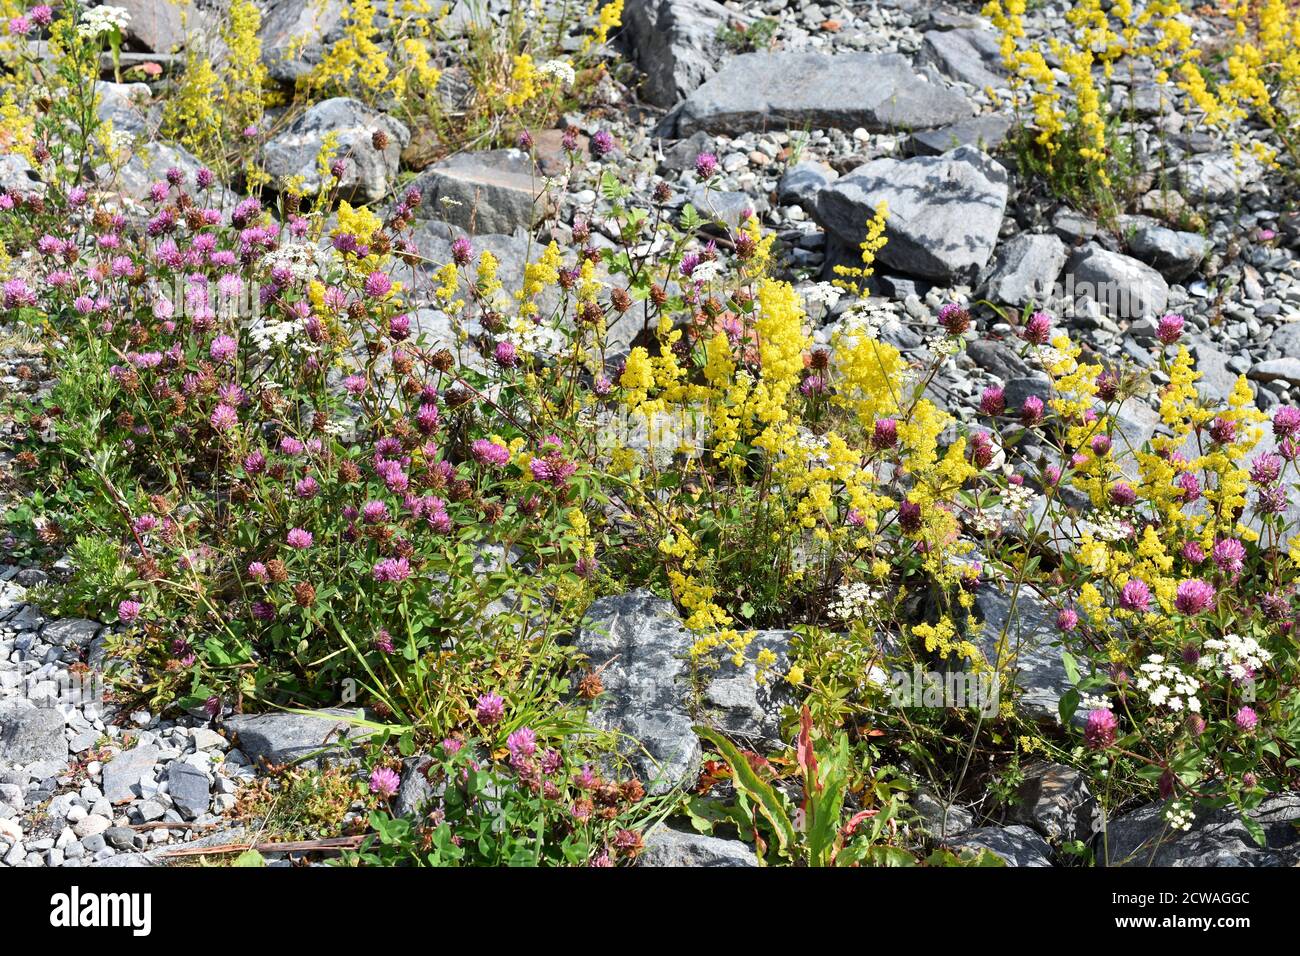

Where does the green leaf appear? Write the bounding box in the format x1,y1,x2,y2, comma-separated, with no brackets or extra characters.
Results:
232,849,266,867
694,725,796,860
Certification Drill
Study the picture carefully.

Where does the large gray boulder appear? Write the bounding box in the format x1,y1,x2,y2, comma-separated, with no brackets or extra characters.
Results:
576,591,797,793
943,824,1050,865
1122,216,1209,282
623,0,741,107
258,0,346,84
1009,762,1101,843
0,703,66,766
676,52,972,137
919,27,1005,90
815,146,1008,282
117,0,188,54
1102,793,1300,866
223,708,371,767
1064,244,1169,320
982,232,1067,308
409,149,551,235
576,591,700,794
972,584,1071,722
641,826,758,867
261,98,409,202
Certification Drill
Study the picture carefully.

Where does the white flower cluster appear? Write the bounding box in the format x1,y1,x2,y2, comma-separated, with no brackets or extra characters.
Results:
1199,633,1271,683
1085,510,1136,542
828,581,885,622
837,302,900,343
1135,655,1202,713
1163,799,1195,832
1028,343,1071,370
801,282,842,311
538,58,576,86
690,259,723,283
263,241,320,285
502,316,568,358
1080,693,1112,711
247,316,308,353
80,5,131,37
1001,483,1037,514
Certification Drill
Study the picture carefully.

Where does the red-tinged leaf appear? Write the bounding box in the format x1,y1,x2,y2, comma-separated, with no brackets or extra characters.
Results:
797,704,819,790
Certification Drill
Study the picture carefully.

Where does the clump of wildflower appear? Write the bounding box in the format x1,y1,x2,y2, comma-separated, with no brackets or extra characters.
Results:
1119,578,1151,612
117,600,142,624
1156,313,1185,345
1235,706,1259,732
476,693,505,725
471,439,510,467
286,528,313,549
1083,708,1119,749
369,766,401,799
1135,655,1201,713
1173,579,1216,616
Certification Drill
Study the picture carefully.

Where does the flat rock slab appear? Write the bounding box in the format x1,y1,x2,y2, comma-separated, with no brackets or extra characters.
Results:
816,146,1008,283
676,52,972,137
973,584,1072,722
0,703,67,765
409,148,551,236
1065,244,1169,319
576,591,700,793
261,97,409,203
641,826,757,867
1102,793,1300,866
907,113,1013,157
223,709,372,768
943,824,1052,866
102,744,162,804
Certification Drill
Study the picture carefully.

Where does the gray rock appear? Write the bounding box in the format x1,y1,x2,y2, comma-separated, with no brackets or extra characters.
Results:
1102,793,1300,866
688,188,766,231
623,0,741,107
677,52,972,137
95,82,154,138
1009,762,1100,843
261,98,409,203
815,146,1008,282
1189,342,1243,403
116,0,187,54
39,618,100,648
913,789,976,837
1248,358,1300,386
919,28,1005,90
777,161,838,212
575,591,700,793
640,827,757,867
943,824,1051,865
105,826,137,851
259,0,346,84
982,233,1067,308
1053,207,1098,245
1179,151,1263,203
1266,321,1300,360
393,756,437,818
907,113,1013,157
0,703,66,765
0,154,44,199
166,761,210,819
222,708,371,768
118,141,207,203
660,130,715,173
102,744,161,804
701,630,795,746
409,149,551,235
73,813,111,839
1123,217,1209,282
972,585,1070,722
1065,244,1169,320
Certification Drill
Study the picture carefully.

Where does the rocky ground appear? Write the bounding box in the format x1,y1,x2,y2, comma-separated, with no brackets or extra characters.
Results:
5,0,1300,867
